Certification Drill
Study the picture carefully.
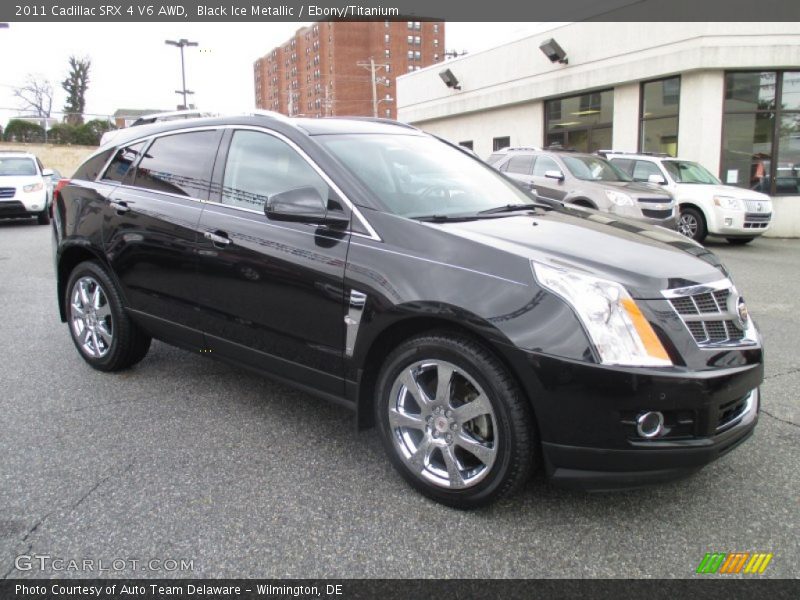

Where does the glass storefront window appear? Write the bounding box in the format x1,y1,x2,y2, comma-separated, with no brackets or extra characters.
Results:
545,90,613,153
639,77,680,156
721,71,799,195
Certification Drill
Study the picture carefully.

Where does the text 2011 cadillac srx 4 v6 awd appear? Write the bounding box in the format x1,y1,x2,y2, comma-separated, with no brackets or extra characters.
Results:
52,114,763,508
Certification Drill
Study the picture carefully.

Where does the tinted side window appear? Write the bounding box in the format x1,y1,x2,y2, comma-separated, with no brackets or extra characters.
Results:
532,155,560,177
134,130,221,199
610,158,634,176
102,142,146,185
505,154,534,175
73,149,114,181
221,130,329,211
632,160,662,182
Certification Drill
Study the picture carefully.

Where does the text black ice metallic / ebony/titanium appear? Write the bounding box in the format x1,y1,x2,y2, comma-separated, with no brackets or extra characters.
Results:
52,114,763,508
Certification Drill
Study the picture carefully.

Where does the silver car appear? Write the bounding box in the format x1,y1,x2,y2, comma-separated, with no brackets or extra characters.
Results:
490,148,678,229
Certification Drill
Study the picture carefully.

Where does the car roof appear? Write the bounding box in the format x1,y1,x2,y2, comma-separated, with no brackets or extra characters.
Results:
99,114,422,150
0,151,37,158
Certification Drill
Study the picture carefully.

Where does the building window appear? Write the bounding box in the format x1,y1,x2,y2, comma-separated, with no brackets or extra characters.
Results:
459,141,474,150
407,50,414,60
385,49,390,59
414,51,421,60
433,24,439,34
407,21,413,29
415,36,421,45
545,89,614,153
385,34,390,44
721,70,800,195
407,35,413,44
639,77,680,156
414,22,421,30
493,136,511,151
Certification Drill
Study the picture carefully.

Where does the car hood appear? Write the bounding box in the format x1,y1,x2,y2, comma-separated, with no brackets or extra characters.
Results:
0,175,41,187
674,183,772,201
602,180,673,197
432,208,728,298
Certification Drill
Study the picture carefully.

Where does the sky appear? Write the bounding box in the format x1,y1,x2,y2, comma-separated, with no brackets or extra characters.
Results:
0,22,554,127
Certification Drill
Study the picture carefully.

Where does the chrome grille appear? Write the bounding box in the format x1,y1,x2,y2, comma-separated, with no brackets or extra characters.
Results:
0,187,16,199
666,283,748,346
744,199,769,213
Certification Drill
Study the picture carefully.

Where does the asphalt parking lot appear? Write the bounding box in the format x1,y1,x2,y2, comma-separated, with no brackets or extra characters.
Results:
0,219,798,579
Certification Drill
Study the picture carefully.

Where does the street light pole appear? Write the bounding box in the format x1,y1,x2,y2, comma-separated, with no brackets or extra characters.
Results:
165,38,198,109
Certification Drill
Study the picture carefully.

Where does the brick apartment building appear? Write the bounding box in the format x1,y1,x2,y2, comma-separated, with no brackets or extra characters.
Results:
253,21,445,119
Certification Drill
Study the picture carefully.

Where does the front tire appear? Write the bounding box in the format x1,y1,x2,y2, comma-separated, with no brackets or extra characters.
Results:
65,260,151,371
37,210,50,225
678,207,706,242
375,333,535,509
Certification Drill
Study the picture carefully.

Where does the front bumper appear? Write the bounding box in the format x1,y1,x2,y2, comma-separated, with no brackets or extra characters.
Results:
710,208,771,237
506,349,763,490
0,200,43,218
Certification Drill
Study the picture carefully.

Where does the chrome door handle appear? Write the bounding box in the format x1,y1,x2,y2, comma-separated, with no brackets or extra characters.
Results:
109,199,130,213
204,231,231,246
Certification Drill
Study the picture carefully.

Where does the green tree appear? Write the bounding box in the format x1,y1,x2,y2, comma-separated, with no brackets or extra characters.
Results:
2,119,44,142
47,123,75,144
62,56,91,125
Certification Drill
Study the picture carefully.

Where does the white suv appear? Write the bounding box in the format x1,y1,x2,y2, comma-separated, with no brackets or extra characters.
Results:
605,152,772,245
0,151,53,225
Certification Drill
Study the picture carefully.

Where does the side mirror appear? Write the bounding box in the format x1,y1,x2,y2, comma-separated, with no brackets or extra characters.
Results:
648,173,667,185
42,168,54,177
544,170,565,182
265,186,349,227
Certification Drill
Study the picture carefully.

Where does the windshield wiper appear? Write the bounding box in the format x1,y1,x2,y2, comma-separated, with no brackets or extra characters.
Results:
477,203,550,215
413,214,479,222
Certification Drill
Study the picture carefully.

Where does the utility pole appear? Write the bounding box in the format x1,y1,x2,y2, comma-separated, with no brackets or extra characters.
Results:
357,57,387,117
165,38,198,109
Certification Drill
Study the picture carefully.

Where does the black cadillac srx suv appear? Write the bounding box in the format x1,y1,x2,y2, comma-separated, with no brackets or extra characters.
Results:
53,114,763,508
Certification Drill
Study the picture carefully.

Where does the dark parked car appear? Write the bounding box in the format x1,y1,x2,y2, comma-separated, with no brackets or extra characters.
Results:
53,115,763,508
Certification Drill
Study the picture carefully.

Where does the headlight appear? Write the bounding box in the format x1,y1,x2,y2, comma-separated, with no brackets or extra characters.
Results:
604,190,634,206
23,182,43,193
532,261,672,367
713,195,744,210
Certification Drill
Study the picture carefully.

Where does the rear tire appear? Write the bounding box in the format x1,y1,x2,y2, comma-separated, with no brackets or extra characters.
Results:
37,210,50,225
65,260,151,372
375,333,535,509
678,207,706,242
726,237,755,245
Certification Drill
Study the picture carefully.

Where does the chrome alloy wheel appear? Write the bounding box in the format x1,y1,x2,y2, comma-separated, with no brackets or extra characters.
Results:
387,360,497,489
678,212,699,238
70,276,114,358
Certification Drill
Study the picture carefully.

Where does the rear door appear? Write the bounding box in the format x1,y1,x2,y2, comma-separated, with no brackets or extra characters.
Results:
500,154,536,189
194,128,351,396
101,129,223,347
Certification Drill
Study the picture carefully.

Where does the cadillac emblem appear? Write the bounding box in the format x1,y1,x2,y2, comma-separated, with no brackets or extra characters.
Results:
729,294,749,329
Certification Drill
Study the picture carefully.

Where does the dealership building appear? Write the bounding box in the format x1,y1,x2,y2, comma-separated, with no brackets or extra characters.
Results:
397,22,800,237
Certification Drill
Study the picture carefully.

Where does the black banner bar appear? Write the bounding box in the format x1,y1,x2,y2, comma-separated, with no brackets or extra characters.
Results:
2,579,800,600
2,0,800,22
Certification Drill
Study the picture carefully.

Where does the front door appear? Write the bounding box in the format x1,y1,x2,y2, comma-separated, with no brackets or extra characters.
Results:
195,129,351,397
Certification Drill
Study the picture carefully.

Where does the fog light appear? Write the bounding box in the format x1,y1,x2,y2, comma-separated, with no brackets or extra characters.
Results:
725,218,733,226
636,411,665,439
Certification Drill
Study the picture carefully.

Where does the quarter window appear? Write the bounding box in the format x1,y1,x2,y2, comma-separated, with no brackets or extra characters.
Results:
103,142,146,185
134,131,221,199
73,149,114,181
221,130,329,211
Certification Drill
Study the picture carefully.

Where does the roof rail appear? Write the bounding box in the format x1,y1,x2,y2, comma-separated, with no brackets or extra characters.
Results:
335,116,419,130
503,146,542,152
249,109,296,125
597,149,671,157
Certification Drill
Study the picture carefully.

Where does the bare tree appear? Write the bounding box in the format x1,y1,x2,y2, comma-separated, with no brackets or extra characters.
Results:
13,75,53,118
62,56,91,125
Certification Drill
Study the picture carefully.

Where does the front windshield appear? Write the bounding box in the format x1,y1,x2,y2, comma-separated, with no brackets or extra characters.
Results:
663,160,721,184
562,155,632,182
0,158,36,176
317,134,535,218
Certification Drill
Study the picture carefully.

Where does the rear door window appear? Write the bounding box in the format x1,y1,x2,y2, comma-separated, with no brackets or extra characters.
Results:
504,154,535,175
134,130,222,199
